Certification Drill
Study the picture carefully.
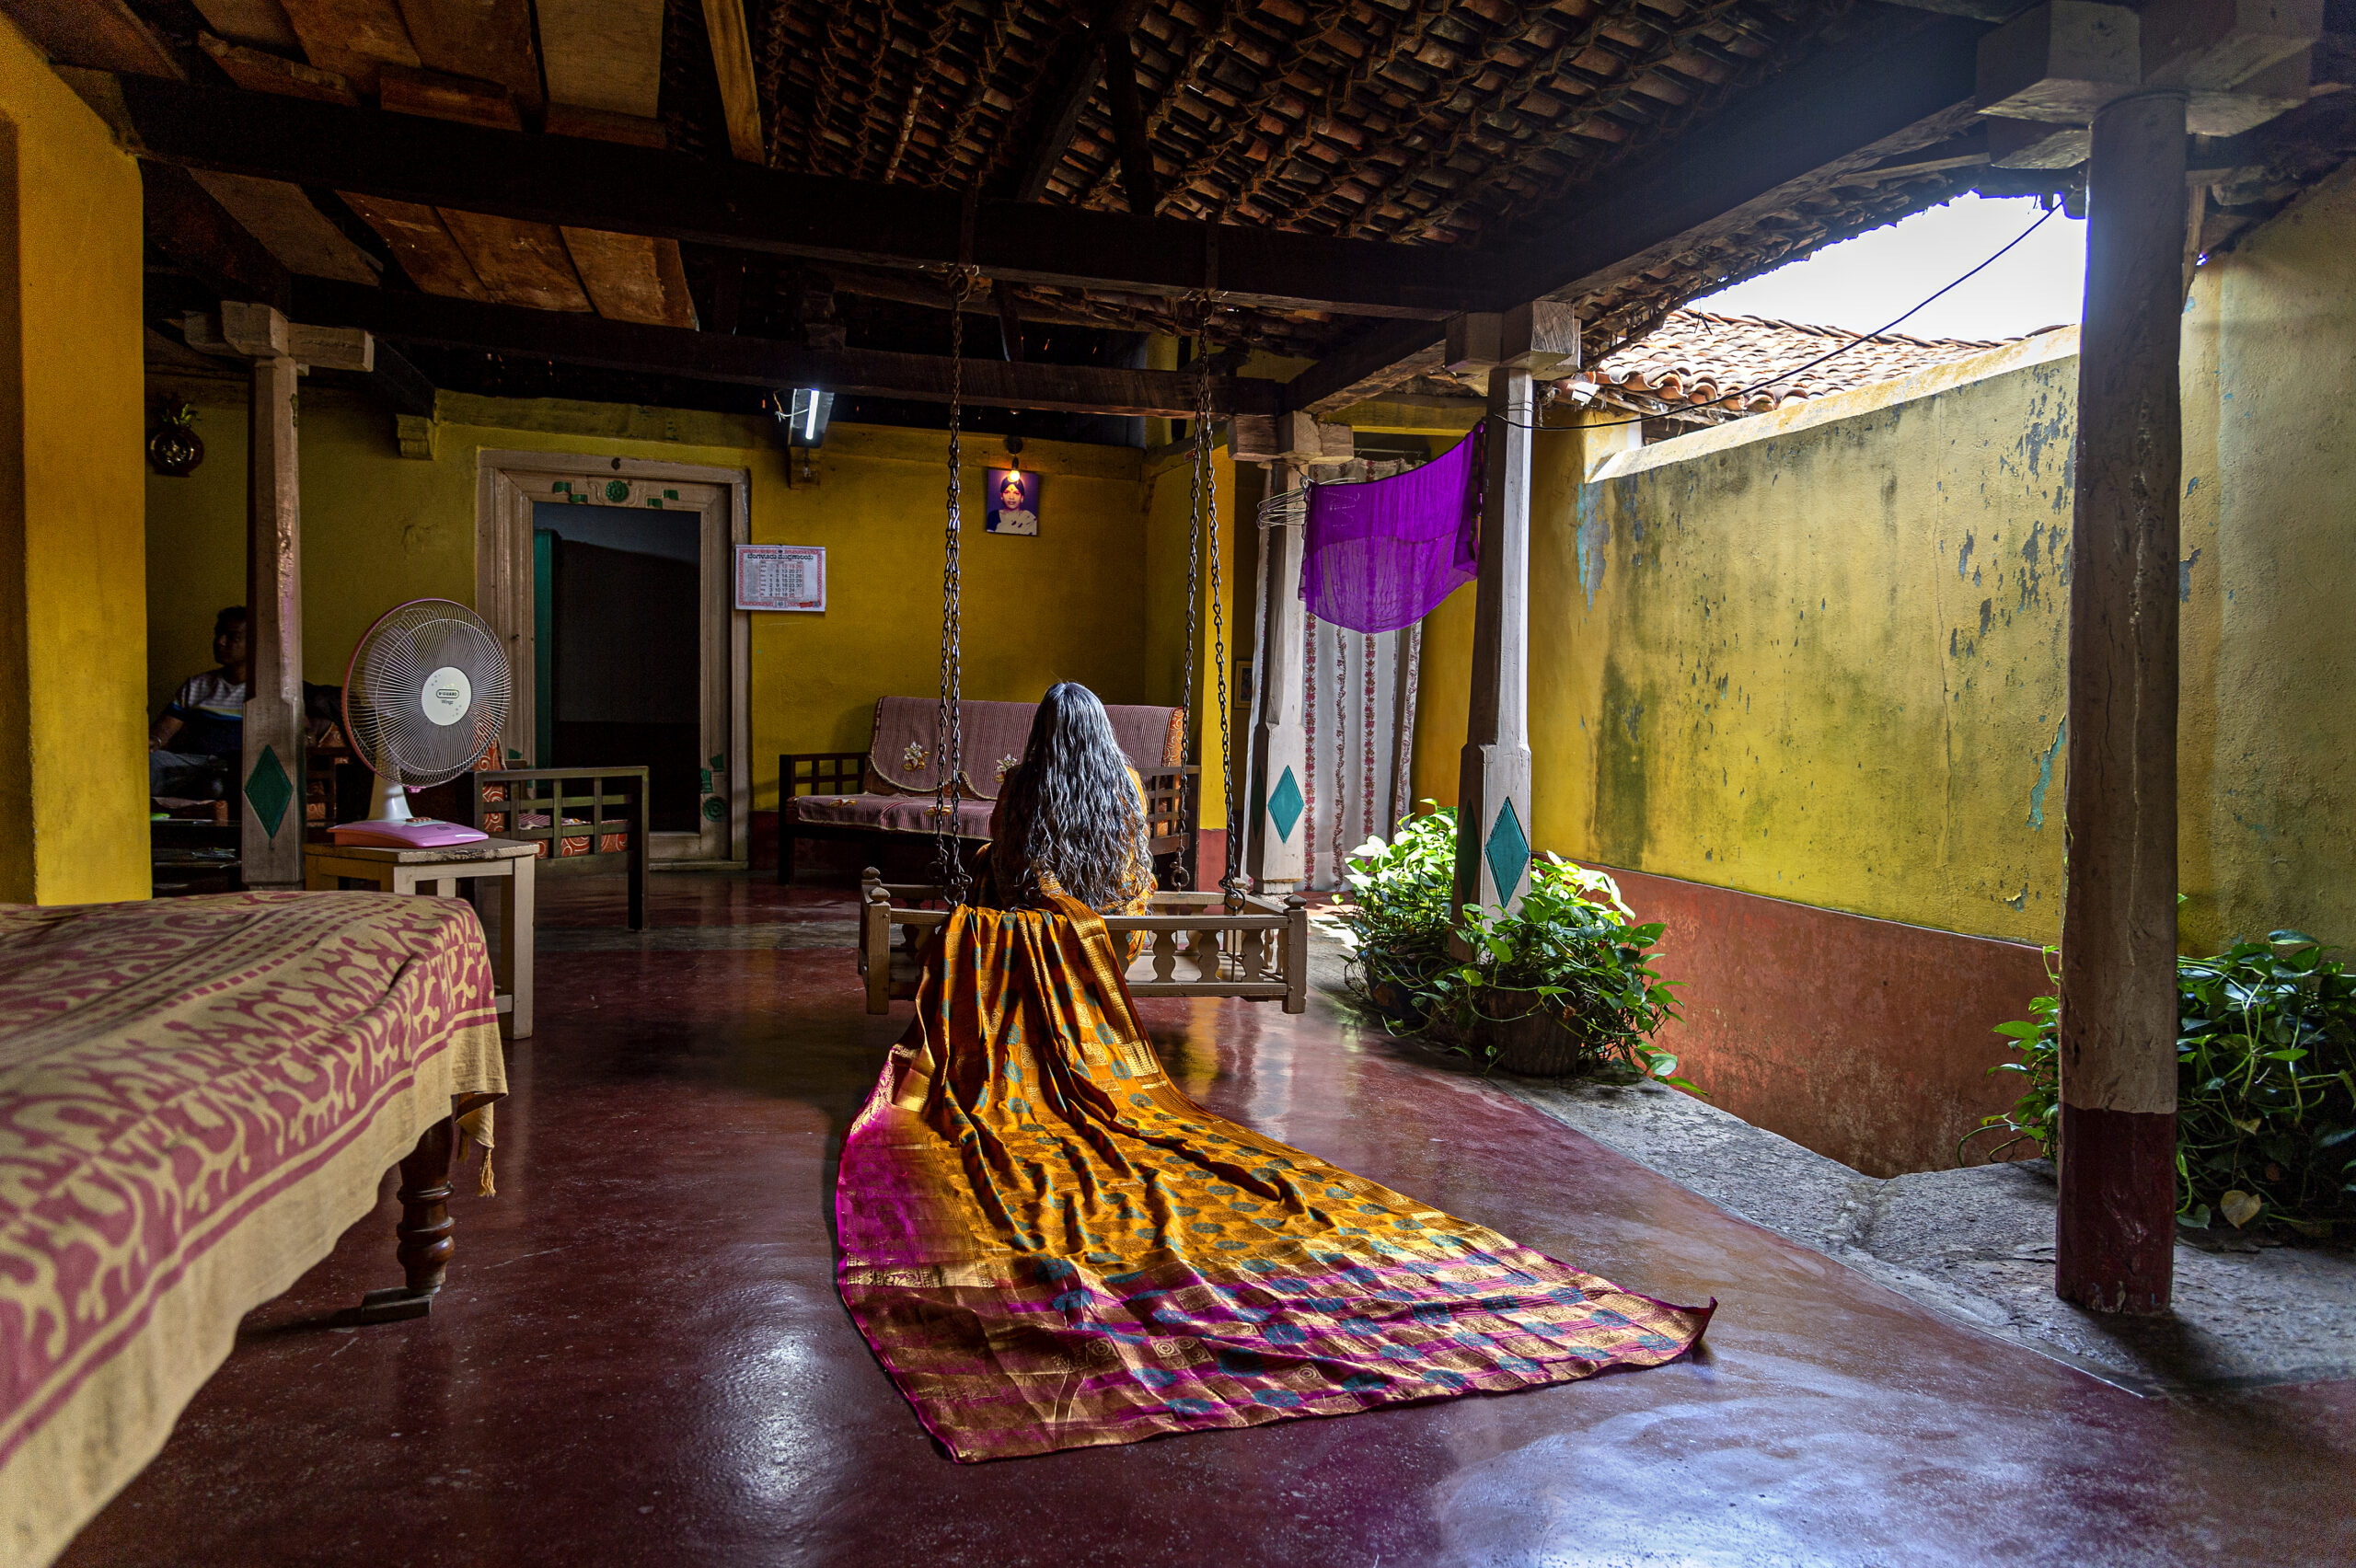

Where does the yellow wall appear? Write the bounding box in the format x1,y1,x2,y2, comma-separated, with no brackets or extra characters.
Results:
1416,170,2356,952
0,22,147,904
1419,333,2083,945
1141,440,1239,831
142,384,1238,829
2177,162,2356,951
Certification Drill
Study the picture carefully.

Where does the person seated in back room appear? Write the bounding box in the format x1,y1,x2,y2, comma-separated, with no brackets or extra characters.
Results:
149,605,248,802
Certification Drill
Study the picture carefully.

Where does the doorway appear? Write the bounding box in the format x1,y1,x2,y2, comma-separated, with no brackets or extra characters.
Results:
477,454,749,865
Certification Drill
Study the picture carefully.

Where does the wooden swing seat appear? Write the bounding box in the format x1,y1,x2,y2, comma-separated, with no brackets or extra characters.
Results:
859,870,1310,1015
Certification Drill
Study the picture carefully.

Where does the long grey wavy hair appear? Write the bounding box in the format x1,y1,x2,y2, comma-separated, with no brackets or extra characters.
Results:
993,682,1151,911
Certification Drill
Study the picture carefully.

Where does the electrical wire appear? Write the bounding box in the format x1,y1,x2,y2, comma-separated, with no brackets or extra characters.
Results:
1500,202,2062,432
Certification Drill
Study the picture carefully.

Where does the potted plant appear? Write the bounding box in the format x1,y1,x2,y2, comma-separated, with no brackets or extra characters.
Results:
1966,929,2356,1237
1337,809,1690,1089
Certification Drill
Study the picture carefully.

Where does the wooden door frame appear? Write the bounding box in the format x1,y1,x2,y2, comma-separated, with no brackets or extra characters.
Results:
476,451,751,866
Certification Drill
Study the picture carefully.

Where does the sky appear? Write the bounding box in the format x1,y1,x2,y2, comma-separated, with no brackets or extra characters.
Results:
1690,194,2089,342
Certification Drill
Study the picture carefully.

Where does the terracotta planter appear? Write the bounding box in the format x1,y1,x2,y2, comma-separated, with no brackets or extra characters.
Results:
1469,988,1609,1077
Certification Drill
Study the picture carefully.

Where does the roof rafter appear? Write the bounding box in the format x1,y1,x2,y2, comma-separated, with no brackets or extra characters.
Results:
89,73,1504,319
1283,9,1990,414
292,277,1283,418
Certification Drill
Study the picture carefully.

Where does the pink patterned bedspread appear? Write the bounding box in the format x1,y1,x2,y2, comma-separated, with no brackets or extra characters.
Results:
0,892,507,1566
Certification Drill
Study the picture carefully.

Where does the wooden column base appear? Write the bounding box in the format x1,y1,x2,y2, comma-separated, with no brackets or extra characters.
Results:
2056,1103,2176,1315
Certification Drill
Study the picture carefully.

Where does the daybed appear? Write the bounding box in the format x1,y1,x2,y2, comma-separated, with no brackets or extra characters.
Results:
0,892,506,1565
778,697,1194,883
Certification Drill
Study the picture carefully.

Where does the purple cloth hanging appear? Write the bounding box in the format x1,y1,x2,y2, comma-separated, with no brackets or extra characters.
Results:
1299,424,1482,634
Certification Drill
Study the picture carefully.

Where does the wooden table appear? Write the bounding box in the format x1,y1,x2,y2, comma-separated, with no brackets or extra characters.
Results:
303,837,537,1037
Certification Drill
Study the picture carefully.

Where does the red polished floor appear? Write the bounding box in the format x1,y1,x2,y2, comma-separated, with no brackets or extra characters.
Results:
59,873,2356,1567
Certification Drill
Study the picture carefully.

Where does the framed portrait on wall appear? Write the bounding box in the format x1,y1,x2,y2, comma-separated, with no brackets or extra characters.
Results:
984,468,1040,535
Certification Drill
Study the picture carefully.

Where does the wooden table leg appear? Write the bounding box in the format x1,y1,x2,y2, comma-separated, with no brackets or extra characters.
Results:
498,853,534,1037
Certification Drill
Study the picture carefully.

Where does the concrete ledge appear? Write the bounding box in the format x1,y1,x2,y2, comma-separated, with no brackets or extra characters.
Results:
1305,925,2356,1396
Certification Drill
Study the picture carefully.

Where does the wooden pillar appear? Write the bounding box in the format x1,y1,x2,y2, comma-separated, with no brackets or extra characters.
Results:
1452,364,1535,919
1251,460,1308,894
2057,88,2187,1316
238,309,306,888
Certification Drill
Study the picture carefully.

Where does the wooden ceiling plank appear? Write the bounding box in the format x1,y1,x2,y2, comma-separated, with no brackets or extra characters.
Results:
338,191,489,299
103,78,1506,318
2,0,185,78
560,226,685,326
293,277,1288,418
378,63,523,129
189,0,303,52
143,162,294,312
392,0,544,116
535,0,664,119
275,0,421,96
542,102,666,146
651,238,698,330
197,32,361,103
440,208,594,311
187,169,384,285
700,0,764,163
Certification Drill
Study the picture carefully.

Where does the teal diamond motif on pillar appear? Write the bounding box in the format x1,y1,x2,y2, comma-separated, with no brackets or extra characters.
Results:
1266,767,1305,844
1484,800,1530,901
244,744,294,838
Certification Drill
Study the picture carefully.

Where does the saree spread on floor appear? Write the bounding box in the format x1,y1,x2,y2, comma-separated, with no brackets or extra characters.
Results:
836,896,1714,1461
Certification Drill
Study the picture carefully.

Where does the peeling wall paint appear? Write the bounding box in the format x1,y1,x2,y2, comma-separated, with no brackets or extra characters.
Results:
1416,164,2356,957
1424,329,2085,945
2177,161,2356,952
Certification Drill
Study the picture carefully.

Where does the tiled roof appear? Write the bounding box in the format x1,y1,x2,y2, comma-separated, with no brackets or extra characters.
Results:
1566,310,2036,419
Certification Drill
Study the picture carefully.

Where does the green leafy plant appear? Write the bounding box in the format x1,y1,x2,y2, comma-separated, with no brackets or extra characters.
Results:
1336,807,1689,1090
1964,933,2356,1236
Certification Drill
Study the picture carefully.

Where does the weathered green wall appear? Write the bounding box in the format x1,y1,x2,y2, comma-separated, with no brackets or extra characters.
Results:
1415,167,2356,955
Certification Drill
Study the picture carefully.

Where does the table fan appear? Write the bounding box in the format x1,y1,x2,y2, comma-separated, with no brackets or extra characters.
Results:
330,598,512,849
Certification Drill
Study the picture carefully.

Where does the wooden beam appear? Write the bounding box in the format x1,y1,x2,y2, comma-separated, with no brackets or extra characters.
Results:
1099,27,1157,216
197,32,359,103
104,76,1497,317
237,306,306,888
1011,26,1108,204
1284,10,1991,413
1451,363,1535,923
142,162,294,313
2055,88,2186,1318
700,0,765,163
187,170,383,285
290,278,1287,419
1495,10,1987,306
393,0,543,117
365,338,437,416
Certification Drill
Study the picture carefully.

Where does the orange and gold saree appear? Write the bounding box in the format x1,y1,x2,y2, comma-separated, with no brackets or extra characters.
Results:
836,895,1713,1460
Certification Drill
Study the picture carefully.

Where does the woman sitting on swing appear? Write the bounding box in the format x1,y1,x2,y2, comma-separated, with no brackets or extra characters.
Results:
979,681,1156,925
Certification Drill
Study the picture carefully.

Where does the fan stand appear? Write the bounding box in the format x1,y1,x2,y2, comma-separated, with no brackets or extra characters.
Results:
366,767,416,824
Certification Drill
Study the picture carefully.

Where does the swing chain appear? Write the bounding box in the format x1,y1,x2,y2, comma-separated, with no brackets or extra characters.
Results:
933,264,979,904
1190,296,1245,912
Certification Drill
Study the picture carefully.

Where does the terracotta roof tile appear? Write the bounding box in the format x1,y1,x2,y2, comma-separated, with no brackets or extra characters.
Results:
1567,310,2043,418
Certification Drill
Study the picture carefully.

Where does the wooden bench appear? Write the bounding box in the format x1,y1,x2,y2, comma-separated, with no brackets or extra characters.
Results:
860,873,1311,1015
777,696,1195,886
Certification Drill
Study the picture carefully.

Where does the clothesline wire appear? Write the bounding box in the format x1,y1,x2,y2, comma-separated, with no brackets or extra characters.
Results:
1500,202,2062,433
1249,202,2057,525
